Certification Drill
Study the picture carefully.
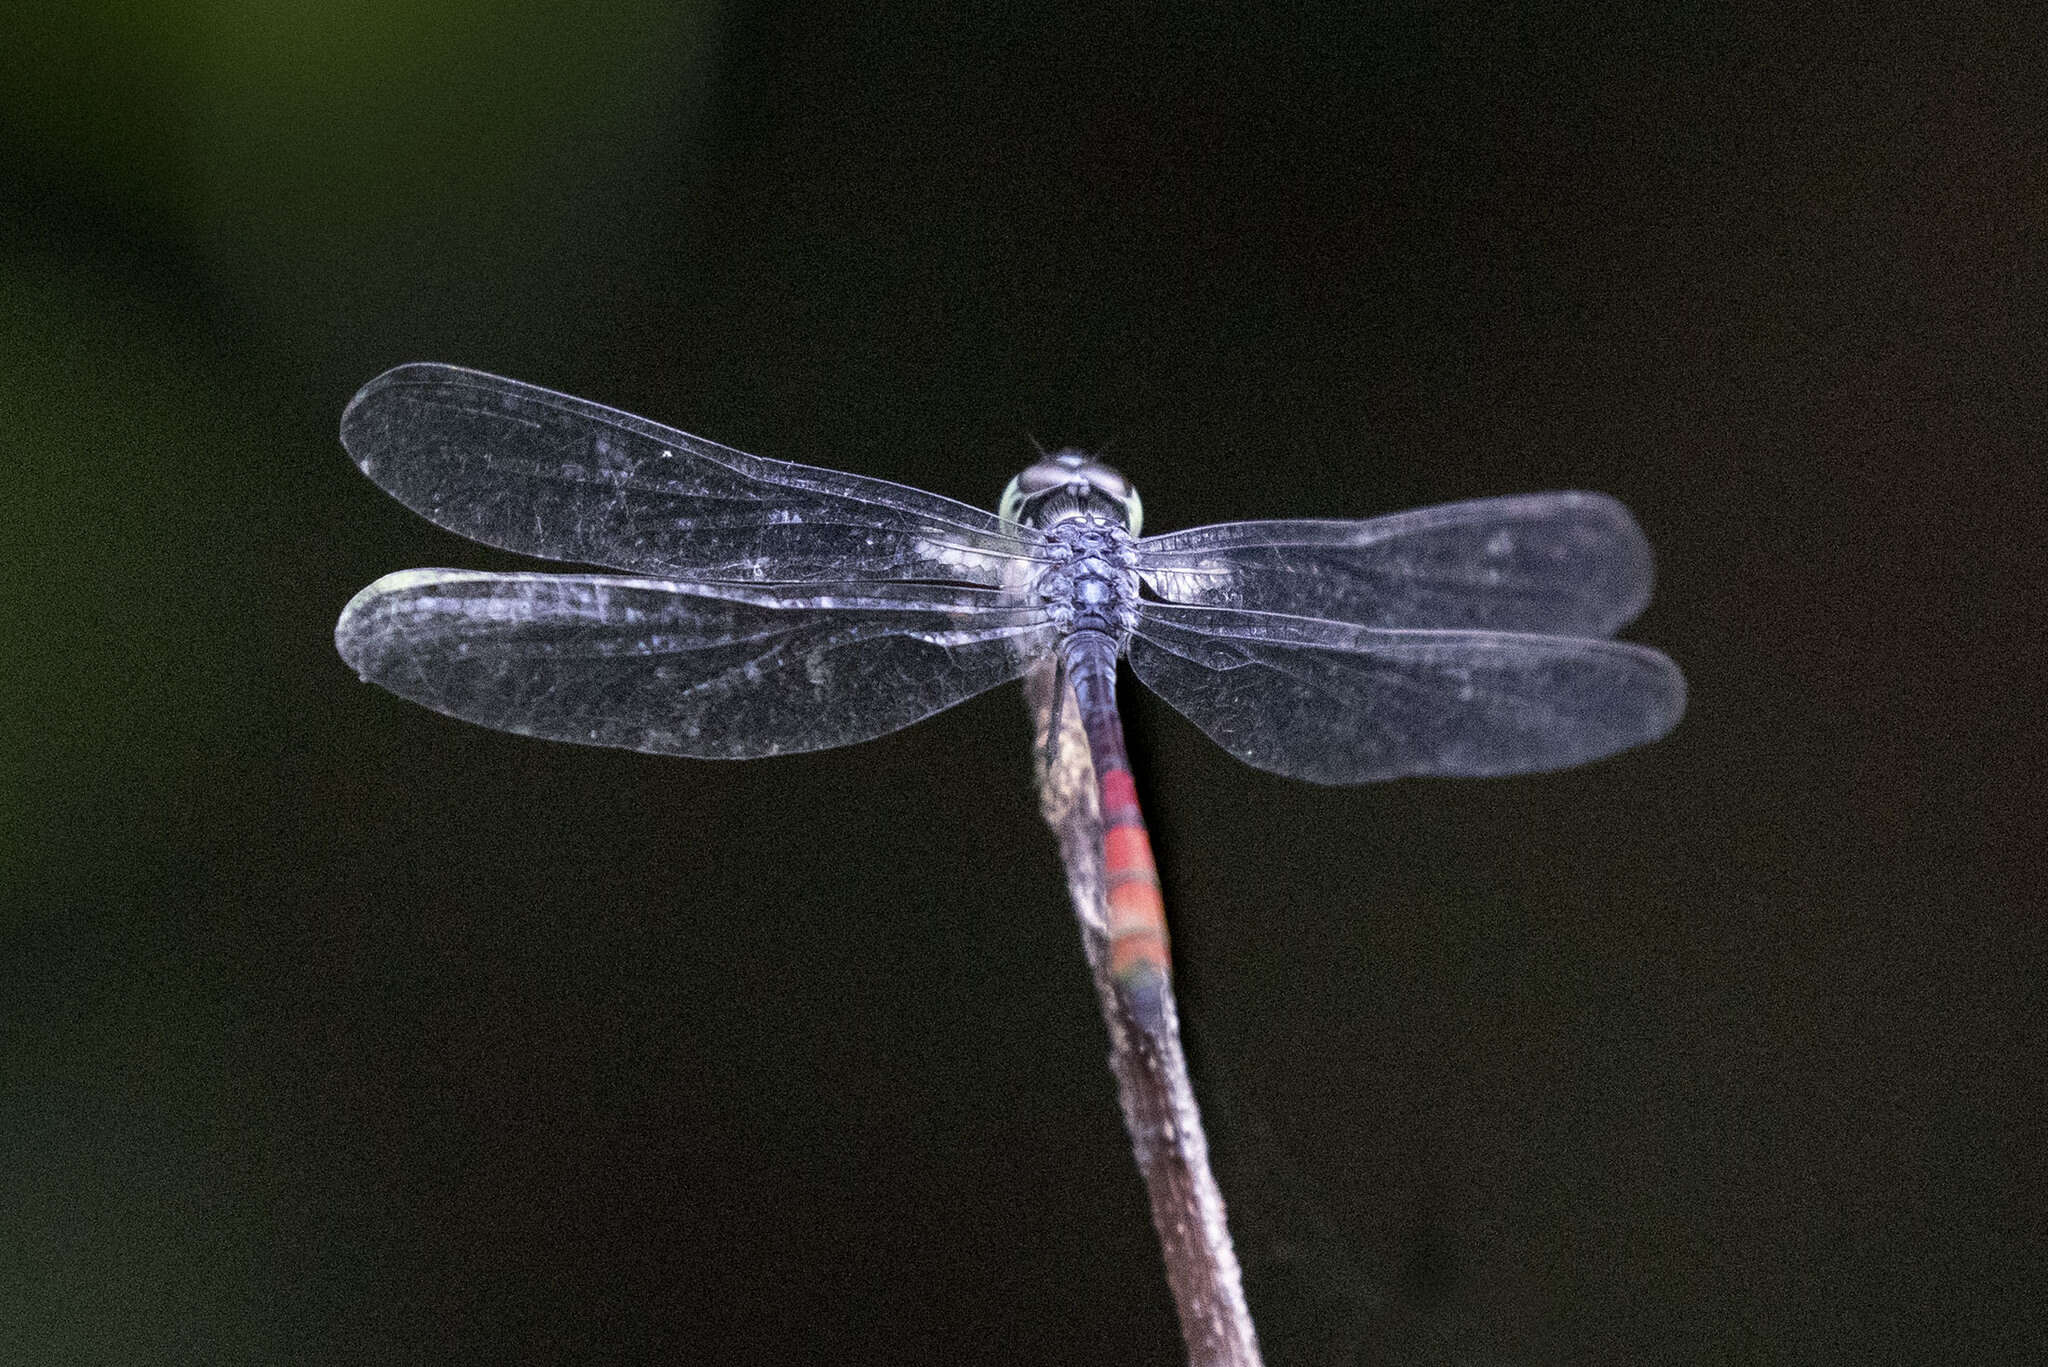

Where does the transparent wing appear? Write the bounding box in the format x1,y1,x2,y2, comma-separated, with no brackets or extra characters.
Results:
1137,492,1653,636
335,571,1052,758
1129,603,1685,785
341,364,1053,584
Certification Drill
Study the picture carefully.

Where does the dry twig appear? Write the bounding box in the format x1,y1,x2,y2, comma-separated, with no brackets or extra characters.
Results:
1024,658,1262,1367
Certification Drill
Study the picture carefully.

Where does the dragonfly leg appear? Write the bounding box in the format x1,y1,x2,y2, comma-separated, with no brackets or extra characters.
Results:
1038,653,1069,779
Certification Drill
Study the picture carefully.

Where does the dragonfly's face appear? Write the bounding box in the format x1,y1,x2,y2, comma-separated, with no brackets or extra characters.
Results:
999,450,1144,536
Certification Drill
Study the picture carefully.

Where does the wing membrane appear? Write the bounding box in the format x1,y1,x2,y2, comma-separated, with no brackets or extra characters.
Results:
335,571,1050,758
341,364,1052,583
1130,603,1684,784
1138,492,1653,636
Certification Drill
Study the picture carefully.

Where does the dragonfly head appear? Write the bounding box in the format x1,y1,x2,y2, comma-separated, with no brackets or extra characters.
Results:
999,449,1143,536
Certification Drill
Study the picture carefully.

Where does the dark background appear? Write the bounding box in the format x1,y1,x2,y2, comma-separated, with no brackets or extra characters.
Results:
3,5,2039,1364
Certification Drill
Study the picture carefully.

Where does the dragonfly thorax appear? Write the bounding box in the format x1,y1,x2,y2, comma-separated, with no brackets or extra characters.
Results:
1034,515,1141,644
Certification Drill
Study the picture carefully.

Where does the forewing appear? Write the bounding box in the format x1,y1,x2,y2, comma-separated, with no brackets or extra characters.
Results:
1129,603,1684,784
341,364,1051,583
336,571,1049,758
1138,492,1653,636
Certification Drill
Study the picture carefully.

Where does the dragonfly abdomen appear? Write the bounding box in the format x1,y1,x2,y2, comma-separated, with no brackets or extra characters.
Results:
1101,768,1169,1031
1064,631,1172,1034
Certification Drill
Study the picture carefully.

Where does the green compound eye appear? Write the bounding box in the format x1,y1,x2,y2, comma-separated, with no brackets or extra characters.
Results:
997,470,1031,526
999,450,1141,532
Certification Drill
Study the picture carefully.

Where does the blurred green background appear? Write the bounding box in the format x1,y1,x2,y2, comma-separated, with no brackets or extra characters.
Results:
2,5,2037,1364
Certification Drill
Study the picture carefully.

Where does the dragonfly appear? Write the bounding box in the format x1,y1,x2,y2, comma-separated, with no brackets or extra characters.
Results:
335,363,1686,1029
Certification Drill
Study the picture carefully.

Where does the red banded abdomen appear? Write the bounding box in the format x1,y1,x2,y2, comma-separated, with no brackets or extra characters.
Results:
1099,767,1169,1028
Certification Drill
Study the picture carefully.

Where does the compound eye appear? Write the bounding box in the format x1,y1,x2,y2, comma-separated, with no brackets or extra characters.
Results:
1121,485,1144,537
1019,460,1084,499
999,461,1076,524
1000,452,1141,531
1087,469,1131,502
1079,466,1142,535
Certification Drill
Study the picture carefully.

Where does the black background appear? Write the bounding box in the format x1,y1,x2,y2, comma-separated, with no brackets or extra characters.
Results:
3,5,2039,1364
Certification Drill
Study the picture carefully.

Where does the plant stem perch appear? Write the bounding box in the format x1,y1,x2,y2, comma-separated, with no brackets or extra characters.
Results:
1025,658,1262,1367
